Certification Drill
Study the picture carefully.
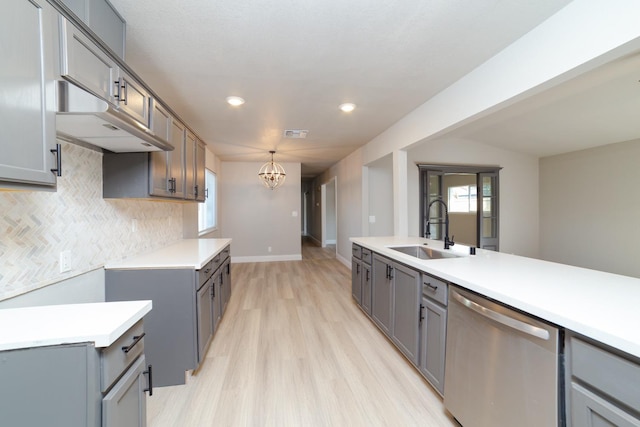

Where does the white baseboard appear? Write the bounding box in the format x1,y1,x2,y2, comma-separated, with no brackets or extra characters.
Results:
337,253,351,269
232,254,303,263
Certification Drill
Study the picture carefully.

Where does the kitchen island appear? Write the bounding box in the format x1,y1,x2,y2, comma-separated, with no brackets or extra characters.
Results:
351,236,640,426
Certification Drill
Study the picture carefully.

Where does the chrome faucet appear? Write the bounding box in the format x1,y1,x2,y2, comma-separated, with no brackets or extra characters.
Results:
425,198,455,249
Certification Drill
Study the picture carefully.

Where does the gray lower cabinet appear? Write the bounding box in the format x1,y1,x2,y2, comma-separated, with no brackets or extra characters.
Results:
0,322,150,427
372,253,394,336
391,263,421,366
352,256,362,305
567,335,640,426
106,246,231,387
362,262,372,315
1,0,59,188
356,247,448,395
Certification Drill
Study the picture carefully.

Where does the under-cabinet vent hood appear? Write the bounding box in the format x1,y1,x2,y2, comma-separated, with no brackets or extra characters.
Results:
55,81,174,152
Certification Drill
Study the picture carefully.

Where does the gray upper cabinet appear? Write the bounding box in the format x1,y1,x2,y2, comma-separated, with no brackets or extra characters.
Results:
148,100,172,197
59,0,126,59
168,119,186,198
195,140,206,202
60,15,118,104
114,71,150,126
0,0,59,188
184,130,197,200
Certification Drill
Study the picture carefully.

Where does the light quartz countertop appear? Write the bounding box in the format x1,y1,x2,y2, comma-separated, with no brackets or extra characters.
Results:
351,236,640,359
105,238,232,270
0,300,151,351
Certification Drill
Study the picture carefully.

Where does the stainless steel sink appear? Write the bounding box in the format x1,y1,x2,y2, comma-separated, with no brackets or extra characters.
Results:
388,245,460,260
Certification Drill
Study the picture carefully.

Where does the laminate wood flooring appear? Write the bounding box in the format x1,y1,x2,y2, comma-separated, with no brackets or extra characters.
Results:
147,256,458,426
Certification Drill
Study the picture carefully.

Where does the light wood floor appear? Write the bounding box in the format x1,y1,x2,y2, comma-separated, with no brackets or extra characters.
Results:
147,243,457,426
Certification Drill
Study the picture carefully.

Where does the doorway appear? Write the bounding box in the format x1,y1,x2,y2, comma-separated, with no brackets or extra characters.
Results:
419,165,500,250
321,177,337,254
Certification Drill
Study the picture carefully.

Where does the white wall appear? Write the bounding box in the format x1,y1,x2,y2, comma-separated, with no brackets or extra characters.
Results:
367,154,394,236
220,161,301,261
540,139,640,278
325,179,336,243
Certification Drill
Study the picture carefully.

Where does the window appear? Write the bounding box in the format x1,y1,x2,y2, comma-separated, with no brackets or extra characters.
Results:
448,185,477,213
198,169,217,234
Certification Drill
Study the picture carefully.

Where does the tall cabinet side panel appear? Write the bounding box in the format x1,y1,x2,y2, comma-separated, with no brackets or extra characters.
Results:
105,269,196,387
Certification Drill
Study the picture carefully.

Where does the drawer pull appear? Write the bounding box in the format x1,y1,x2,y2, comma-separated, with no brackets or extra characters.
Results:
425,282,438,291
144,364,153,396
121,332,145,354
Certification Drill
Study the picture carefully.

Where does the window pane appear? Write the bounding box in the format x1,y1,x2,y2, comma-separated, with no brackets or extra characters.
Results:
198,169,216,233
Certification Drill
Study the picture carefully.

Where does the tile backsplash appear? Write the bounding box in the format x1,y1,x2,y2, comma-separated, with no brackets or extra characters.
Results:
0,141,183,301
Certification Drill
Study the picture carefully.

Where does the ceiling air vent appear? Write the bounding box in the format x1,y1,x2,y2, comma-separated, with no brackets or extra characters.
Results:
283,129,309,139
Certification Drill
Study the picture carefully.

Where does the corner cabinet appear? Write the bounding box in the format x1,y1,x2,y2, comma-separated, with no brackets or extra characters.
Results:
105,244,232,387
0,321,151,427
0,0,60,189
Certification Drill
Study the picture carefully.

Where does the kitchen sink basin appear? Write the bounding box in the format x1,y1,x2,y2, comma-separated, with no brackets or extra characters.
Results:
388,245,460,260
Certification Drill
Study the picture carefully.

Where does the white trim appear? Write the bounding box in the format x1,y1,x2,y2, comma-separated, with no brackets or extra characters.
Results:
231,254,303,263
336,253,351,269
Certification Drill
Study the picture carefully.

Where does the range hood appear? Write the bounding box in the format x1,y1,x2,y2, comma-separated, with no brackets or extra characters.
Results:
56,81,174,152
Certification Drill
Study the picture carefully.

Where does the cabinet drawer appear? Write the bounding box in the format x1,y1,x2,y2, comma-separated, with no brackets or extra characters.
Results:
352,244,362,259
221,245,231,261
570,336,640,414
422,274,448,306
571,382,640,427
212,253,222,272
101,320,144,392
362,248,372,265
198,259,214,289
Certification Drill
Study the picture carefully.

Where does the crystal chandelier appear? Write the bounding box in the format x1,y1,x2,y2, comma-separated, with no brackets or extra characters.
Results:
258,151,286,190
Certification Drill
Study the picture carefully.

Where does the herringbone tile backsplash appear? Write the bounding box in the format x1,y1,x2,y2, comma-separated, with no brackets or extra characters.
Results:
0,141,183,301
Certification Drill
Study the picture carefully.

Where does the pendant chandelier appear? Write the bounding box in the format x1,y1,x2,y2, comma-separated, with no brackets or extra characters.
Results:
258,150,286,190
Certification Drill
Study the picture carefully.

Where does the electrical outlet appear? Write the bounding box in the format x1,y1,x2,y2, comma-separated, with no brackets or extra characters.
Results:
60,250,71,273
268,246,272,253
369,215,376,223
131,219,138,232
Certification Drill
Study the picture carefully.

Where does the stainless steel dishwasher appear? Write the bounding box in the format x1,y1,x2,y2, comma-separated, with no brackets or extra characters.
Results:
444,286,560,427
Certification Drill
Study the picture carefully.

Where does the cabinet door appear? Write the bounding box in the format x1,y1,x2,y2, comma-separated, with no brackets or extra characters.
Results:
224,259,232,308
391,263,421,366
114,71,150,126
184,130,197,200
212,270,222,333
195,141,206,201
372,254,393,336
0,0,58,187
351,258,362,305
148,101,171,197
362,263,372,316
168,119,185,198
196,280,213,363
102,355,147,427
87,0,125,58
571,382,640,427
420,298,447,395
60,16,118,104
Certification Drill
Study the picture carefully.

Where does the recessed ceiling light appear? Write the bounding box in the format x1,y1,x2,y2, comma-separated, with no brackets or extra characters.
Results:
226,96,245,107
339,102,356,113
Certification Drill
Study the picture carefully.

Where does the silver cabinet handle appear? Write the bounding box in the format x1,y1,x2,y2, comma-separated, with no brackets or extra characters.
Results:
451,290,550,340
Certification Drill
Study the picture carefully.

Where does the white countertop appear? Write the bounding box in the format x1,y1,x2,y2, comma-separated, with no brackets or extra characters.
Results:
105,238,232,270
0,300,152,351
351,236,640,359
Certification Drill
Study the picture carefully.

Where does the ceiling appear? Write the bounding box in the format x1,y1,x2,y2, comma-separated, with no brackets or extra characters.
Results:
109,0,576,177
